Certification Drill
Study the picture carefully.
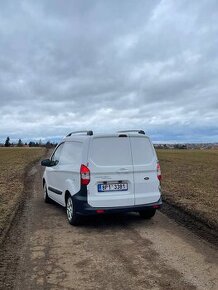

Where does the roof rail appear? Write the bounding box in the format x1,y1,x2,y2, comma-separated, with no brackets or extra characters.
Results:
66,130,93,137
117,130,145,135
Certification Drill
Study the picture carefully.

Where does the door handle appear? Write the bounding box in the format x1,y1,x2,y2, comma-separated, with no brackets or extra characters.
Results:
117,168,129,173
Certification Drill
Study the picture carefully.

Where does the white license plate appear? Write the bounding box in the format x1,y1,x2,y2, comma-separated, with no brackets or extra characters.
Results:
98,183,128,192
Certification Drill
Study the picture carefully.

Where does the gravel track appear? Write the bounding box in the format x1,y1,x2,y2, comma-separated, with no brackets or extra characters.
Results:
0,163,217,290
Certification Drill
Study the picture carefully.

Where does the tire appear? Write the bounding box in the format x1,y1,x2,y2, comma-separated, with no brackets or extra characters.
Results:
43,183,51,203
139,208,156,219
66,195,80,226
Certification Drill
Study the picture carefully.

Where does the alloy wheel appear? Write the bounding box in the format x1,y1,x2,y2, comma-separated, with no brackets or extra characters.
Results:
67,197,73,221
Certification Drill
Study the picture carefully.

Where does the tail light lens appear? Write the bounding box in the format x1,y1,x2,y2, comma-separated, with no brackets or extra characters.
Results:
80,164,90,185
157,162,161,181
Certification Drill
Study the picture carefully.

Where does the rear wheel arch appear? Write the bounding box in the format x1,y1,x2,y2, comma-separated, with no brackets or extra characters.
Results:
65,191,80,226
139,208,156,219
65,190,71,207
63,179,77,200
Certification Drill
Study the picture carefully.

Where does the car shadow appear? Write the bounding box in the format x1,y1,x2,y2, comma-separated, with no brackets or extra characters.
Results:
45,199,154,229
79,212,146,229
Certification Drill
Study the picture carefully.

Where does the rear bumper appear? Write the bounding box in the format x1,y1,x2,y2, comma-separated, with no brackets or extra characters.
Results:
72,185,162,215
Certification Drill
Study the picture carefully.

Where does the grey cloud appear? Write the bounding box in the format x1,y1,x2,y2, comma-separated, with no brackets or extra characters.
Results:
0,0,218,142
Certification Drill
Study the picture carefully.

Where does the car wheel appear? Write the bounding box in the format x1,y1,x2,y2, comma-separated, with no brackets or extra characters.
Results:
139,208,156,219
43,183,51,203
66,195,80,226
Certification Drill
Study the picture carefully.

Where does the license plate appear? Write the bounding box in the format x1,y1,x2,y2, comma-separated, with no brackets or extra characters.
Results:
98,183,128,192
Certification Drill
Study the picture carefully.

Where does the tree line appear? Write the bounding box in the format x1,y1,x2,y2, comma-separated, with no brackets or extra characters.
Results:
4,137,57,148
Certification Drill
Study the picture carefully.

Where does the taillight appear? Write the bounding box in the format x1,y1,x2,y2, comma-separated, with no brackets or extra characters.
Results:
96,210,105,214
80,164,90,185
157,162,161,181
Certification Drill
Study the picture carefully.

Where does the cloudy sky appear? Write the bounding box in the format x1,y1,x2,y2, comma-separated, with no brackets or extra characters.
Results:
0,0,218,143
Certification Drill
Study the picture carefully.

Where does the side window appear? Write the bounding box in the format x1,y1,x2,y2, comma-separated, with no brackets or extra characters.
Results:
51,143,64,163
59,142,82,165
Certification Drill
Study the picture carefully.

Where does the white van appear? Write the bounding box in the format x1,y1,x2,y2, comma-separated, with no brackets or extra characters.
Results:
41,130,162,225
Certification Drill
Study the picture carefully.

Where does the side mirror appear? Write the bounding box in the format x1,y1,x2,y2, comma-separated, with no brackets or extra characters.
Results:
41,159,57,167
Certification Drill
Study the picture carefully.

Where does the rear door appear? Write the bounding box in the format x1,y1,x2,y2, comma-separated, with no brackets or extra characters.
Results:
87,136,134,207
130,136,160,205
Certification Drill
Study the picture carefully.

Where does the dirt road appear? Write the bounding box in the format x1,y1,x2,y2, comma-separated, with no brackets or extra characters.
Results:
0,163,217,290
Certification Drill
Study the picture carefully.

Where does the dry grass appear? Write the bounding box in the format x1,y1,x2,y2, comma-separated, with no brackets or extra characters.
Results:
157,149,218,229
0,147,45,234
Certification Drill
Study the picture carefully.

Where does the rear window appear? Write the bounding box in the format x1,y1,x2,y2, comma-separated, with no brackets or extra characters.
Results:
130,137,154,165
90,137,132,166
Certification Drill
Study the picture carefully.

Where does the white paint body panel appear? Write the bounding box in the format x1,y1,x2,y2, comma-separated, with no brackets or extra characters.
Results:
43,133,161,209
129,136,160,205
87,137,135,207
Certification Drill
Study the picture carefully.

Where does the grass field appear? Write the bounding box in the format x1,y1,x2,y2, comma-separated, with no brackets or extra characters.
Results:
0,147,217,238
157,149,218,229
0,147,46,236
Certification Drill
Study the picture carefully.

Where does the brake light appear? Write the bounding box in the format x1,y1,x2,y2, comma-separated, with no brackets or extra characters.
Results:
96,210,105,214
157,162,161,181
80,164,90,185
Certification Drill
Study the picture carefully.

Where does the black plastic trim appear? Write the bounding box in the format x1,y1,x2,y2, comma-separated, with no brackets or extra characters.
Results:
66,130,93,137
117,130,145,135
48,186,62,195
72,186,162,215
118,134,127,137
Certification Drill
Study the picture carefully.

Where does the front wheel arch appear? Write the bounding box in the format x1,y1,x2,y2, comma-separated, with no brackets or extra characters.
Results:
43,181,51,203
